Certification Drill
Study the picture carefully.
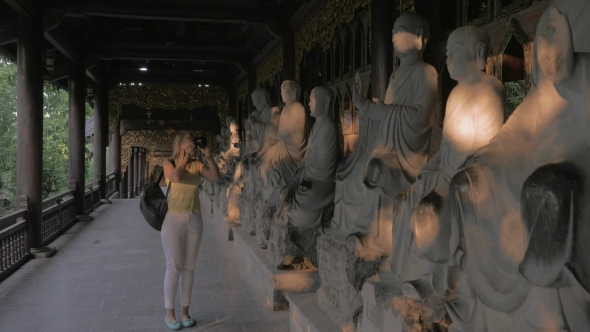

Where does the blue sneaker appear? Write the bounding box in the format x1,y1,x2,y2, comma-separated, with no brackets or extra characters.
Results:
183,316,196,328
164,317,182,330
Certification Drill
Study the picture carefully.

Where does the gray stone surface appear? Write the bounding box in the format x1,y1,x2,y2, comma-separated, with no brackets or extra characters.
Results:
266,214,319,270
316,236,386,332
238,195,256,236
233,228,321,311
286,293,339,332
0,195,289,332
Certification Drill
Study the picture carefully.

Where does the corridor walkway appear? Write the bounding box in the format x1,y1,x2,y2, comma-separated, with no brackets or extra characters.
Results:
0,197,289,332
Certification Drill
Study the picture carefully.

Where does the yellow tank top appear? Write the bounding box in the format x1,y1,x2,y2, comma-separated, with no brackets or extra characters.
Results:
166,160,201,213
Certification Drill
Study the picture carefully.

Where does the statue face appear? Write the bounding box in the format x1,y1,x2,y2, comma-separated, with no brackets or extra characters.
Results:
392,18,421,57
230,121,238,134
252,92,264,110
309,90,319,117
281,84,295,103
446,31,478,81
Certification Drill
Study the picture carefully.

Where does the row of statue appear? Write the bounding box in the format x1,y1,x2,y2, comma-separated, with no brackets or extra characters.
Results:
201,2,590,331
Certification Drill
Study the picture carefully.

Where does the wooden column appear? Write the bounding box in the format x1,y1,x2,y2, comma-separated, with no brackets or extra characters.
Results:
133,147,140,196
228,85,237,119
139,148,145,189
16,12,44,248
128,147,136,198
283,26,296,81
94,83,108,199
110,120,121,194
370,0,395,100
68,59,87,216
247,63,257,115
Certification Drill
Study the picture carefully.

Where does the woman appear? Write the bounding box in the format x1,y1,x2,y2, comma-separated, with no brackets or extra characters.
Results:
161,131,220,330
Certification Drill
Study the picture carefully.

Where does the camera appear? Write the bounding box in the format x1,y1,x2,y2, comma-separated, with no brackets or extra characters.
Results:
191,136,207,149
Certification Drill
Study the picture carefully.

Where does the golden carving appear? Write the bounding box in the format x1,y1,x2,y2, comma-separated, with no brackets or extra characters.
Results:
464,0,493,26
257,46,284,87
397,0,414,16
495,0,531,19
294,0,370,81
108,83,228,173
237,81,249,104
496,19,532,92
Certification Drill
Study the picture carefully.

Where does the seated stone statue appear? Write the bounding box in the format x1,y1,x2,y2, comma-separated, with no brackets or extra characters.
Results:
259,80,308,207
329,11,438,257
445,6,590,331
382,27,504,321
281,86,341,227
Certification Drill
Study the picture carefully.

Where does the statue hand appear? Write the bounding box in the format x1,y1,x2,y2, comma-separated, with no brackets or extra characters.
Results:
537,7,574,84
458,144,495,171
352,72,364,107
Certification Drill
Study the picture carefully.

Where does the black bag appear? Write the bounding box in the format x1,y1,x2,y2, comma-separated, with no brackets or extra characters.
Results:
139,164,172,231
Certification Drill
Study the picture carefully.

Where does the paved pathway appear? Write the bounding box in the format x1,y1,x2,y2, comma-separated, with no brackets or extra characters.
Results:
0,197,289,332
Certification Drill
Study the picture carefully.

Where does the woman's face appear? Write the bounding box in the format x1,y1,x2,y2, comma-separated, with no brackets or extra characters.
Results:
181,133,195,157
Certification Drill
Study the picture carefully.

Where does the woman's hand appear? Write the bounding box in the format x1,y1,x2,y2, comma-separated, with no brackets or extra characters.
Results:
181,139,196,156
198,146,213,159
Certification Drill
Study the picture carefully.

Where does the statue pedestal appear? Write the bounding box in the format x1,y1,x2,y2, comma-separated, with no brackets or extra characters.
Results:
357,276,402,332
316,236,387,332
287,293,340,332
202,192,240,241
233,228,321,310
254,203,273,249
266,216,320,269
238,195,256,235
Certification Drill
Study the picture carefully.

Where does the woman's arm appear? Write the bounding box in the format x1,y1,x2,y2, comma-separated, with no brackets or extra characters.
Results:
197,147,221,182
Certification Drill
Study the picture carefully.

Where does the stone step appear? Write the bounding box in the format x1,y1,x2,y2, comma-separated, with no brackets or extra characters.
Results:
233,228,321,310
286,293,340,332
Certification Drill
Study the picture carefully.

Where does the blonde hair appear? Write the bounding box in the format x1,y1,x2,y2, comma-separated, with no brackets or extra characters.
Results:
171,131,193,160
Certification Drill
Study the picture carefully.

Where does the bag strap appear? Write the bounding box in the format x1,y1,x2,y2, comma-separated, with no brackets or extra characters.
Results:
165,159,176,201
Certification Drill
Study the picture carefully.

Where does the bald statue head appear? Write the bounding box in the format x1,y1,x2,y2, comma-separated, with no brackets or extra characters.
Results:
309,86,334,118
446,26,491,81
281,80,302,104
392,12,431,57
251,87,272,110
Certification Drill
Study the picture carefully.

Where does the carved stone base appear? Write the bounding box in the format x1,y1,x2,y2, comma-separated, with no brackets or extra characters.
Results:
238,196,256,235
357,276,402,332
391,295,450,332
316,236,387,332
266,215,320,269
233,228,321,310
31,246,57,258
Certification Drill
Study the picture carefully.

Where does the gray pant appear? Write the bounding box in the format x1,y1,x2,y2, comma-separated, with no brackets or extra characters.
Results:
161,212,204,309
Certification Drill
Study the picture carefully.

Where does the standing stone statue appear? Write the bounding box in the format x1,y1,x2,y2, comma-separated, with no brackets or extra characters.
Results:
256,80,307,248
329,11,438,256
318,12,438,331
238,88,281,235
445,5,590,331
374,26,504,331
267,86,341,268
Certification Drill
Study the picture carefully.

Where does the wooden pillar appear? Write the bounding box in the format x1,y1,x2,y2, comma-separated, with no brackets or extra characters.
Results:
16,12,44,248
110,120,121,193
94,83,108,199
247,63,257,115
370,0,395,100
133,147,139,196
139,148,146,189
228,85,237,119
68,59,87,216
283,27,296,81
128,147,136,198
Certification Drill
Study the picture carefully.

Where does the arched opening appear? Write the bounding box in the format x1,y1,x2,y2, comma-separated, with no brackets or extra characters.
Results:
326,49,332,83
354,25,363,71
343,32,352,76
334,40,342,80
342,93,357,156
498,20,530,121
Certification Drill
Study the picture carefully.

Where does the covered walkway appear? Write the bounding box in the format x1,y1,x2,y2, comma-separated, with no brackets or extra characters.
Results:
0,197,289,332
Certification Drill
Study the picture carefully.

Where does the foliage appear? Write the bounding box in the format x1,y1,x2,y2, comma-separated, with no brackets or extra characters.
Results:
0,57,95,215
504,80,526,121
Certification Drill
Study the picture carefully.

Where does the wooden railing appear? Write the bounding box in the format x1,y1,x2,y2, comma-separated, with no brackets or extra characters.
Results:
83,180,101,214
106,172,116,198
40,189,76,246
0,197,29,282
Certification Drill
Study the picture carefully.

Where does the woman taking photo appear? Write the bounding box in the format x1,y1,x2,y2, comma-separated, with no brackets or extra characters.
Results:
161,131,220,330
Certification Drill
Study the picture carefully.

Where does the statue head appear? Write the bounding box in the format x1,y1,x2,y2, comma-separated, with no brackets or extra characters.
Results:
309,86,334,118
251,87,272,110
225,116,235,129
446,26,490,81
391,12,430,57
230,119,238,134
281,80,301,103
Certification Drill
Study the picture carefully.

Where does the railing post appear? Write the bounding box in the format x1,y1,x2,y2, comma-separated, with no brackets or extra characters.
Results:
129,147,136,198
17,195,30,256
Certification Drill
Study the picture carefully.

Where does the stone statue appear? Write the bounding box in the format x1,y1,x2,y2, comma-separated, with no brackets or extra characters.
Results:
329,11,438,257
442,5,590,331
281,86,341,227
237,88,281,235
253,81,307,248
372,26,504,331
267,86,341,268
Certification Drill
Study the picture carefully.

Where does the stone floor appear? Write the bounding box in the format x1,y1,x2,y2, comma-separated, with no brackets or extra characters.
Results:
0,198,290,332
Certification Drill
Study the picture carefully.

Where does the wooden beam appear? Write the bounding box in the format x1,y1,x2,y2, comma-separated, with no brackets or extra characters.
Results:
44,29,79,61
3,0,35,18
0,22,17,46
44,62,73,82
94,49,240,63
86,67,102,84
